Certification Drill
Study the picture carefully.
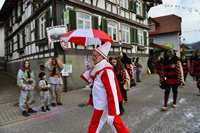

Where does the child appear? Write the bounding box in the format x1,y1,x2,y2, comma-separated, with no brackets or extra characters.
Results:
38,72,51,112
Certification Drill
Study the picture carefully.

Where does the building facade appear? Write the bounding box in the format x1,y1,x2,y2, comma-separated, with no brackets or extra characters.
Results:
0,0,149,90
149,14,182,57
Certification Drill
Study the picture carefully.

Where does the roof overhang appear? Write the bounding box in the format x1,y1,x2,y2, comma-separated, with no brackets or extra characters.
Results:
150,42,171,50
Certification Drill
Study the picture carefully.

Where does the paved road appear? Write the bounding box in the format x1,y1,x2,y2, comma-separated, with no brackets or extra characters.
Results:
0,72,199,133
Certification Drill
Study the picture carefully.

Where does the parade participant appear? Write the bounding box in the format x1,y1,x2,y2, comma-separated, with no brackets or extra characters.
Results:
147,57,155,74
180,56,190,82
191,50,200,96
118,52,133,102
110,58,126,115
38,72,51,112
160,49,185,111
155,57,163,78
80,42,129,133
17,60,37,117
45,57,64,107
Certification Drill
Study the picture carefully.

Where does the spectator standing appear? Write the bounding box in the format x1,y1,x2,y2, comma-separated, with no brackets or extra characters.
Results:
45,57,64,107
17,60,37,116
38,72,51,112
135,57,142,82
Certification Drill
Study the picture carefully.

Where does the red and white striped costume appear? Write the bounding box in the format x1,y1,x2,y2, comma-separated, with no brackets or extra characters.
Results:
81,59,129,133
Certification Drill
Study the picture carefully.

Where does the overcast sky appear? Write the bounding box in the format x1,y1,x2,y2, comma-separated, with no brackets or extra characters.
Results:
0,0,199,43
0,0,5,10
149,0,200,44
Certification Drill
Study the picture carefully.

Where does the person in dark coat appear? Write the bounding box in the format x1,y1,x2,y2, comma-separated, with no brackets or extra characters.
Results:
110,57,126,115
118,52,134,102
160,49,185,111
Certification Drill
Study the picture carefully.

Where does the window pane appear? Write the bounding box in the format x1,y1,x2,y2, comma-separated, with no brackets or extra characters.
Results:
108,27,112,37
77,12,91,29
85,21,90,29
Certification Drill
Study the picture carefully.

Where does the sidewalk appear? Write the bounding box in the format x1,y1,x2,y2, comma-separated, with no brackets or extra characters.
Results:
0,71,91,126
0,71,152,127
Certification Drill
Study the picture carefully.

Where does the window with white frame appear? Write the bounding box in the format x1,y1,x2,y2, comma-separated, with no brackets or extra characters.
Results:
108,21,118,42
149,24,155,32
121,25,130,44
136,2,142,16
138,29,144,45
120,0,128,9
77,12,91,29
39,14,46,39
26,25,31,43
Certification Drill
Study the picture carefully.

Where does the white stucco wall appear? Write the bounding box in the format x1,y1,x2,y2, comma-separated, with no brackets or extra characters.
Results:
0,24,5,57
151,32,180,57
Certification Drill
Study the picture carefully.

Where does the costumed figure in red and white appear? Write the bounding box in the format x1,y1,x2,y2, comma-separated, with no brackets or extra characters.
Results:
80,42,130,133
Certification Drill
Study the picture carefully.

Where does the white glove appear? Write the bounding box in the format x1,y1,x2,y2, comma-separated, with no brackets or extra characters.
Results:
107,115,114,125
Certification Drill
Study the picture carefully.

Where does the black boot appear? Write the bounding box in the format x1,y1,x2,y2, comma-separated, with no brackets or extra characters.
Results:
41,106,46,112
119,101,125,116
28,108,37,113
22,111,30,117
57,102,63,105
51,103,56,107
46,106,51,111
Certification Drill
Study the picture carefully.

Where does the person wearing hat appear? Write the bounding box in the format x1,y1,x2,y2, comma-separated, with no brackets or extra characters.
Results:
45,57,64,107
190,50,200,96
38,72,51,112
17,60,37,116
160,49,185,111
118,52,134,102
80,42,129,133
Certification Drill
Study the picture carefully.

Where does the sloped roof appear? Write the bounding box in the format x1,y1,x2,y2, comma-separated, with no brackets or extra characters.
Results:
149,14,182,35
150,42,171,50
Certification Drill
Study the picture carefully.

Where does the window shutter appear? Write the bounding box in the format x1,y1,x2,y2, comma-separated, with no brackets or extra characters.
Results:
134,28,138,44
129,1,133,12
21,0,23,15
69,8,76,30
45,8,51,28
17,34,20,49
15,7,18,19
23,29,25,47
133,1,137,13
143,31,147,46
101,18,107,33
142,3,146,18
92,15,99,29
35,18,39,41
130,28,134,45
